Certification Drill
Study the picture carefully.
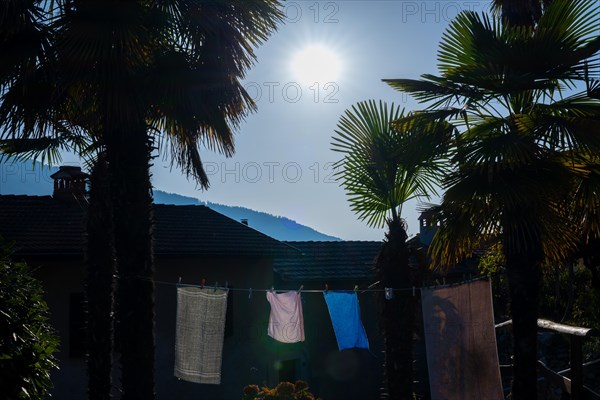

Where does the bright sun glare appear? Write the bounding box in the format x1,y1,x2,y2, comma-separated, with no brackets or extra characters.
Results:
291,44,342,85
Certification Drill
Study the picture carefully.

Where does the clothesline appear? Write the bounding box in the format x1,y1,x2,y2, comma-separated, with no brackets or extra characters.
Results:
123,275,486,296
174,277,373,383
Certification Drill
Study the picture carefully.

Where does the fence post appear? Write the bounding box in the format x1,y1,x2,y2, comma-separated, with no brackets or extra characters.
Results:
570,335,583,400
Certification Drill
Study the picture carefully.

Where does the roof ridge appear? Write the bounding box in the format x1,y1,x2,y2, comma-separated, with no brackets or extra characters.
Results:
0,194,53,199
0,195,300,256
152,203,208,209
283,240,382,244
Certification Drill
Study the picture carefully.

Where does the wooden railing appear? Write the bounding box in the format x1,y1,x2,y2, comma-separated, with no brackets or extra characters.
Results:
495,319,600,400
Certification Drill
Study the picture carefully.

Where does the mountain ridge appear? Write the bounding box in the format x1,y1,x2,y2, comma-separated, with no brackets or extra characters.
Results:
0,160,340,241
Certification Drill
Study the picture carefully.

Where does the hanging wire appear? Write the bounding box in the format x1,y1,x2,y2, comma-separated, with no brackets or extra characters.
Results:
123,275,488,294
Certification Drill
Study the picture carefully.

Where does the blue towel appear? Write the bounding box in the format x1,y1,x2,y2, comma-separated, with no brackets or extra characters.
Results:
323,291,369,351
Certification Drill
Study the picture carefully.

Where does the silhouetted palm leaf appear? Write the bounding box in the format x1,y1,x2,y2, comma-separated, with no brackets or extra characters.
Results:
332,100,450,228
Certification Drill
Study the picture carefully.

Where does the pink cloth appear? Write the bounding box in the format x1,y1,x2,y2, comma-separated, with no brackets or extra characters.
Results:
266,291,305,343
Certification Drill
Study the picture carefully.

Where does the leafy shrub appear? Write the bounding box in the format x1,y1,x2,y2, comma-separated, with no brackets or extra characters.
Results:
0,237,59,398
478,244,510,320
242,380,322,400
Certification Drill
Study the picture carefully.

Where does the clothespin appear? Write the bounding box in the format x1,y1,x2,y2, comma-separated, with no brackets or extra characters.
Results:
354,285,359,292
214,282,218,292
324,284,329,294
178,277,182,285
248,288,253,300
412,286,416,297
297,285,304,294
385,287,393,300
200,278,206,289
270,286,275,293
225,281,229,289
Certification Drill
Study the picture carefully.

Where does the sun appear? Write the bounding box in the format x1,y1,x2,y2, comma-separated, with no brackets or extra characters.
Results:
290,44,342,85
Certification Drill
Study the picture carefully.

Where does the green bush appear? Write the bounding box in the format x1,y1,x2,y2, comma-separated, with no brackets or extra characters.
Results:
477,244,510,320
0,237,59,398
242,380,322,400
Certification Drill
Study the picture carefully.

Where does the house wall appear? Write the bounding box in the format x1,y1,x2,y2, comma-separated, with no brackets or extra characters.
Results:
33,258,87,400
32,254,276,400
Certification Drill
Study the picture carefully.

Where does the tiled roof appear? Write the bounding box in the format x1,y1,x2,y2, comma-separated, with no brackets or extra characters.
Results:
274,240,382,281
152,204,296,256
0,195,296,257
0,195,85,256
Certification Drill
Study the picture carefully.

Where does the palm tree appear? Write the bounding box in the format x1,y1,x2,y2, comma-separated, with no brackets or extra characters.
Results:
1,2,117,397
384,1,600,398
84,153,118,400
331,100,451,399
1,1,283,398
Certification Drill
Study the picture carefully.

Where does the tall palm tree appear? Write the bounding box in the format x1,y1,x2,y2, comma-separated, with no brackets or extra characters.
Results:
1,1,283,398
1,2,117,397
384,1,600,398
84,152,118,400
331,100,451,399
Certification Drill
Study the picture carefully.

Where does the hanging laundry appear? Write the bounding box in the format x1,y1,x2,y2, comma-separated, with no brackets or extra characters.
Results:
174,286,228,384
266,291,305,343
421,279,503,400
323,291,369,351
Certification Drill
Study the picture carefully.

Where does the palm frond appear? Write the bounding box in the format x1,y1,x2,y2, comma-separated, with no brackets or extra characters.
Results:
142,0,281,187
332,100,447,228
386,0,600,268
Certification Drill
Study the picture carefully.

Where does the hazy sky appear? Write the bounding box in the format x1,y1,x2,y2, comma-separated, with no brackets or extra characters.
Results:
70,0,493,241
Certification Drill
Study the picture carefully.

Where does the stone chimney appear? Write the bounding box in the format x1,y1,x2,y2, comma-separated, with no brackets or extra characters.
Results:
50,166,89,200
418,209,439,246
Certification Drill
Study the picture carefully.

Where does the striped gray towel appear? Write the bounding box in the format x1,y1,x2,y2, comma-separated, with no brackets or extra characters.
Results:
174,287,228,384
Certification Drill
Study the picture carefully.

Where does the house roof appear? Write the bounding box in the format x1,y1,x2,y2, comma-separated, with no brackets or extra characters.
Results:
153,203,297,256
0,195,297,257
274,240,381,282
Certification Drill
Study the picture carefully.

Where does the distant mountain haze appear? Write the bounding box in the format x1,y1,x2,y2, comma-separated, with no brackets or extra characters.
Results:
0,160,340,241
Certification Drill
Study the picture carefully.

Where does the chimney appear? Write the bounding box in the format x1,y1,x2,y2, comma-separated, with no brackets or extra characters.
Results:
418,209,439,246
240,219,249,226
50,166,89,200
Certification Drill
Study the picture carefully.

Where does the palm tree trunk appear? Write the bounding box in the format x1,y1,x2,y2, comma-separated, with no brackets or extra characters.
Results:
505,251,542,400
376,217,414,400
495,0,543,27
85,153,116,399
105,126,155,400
